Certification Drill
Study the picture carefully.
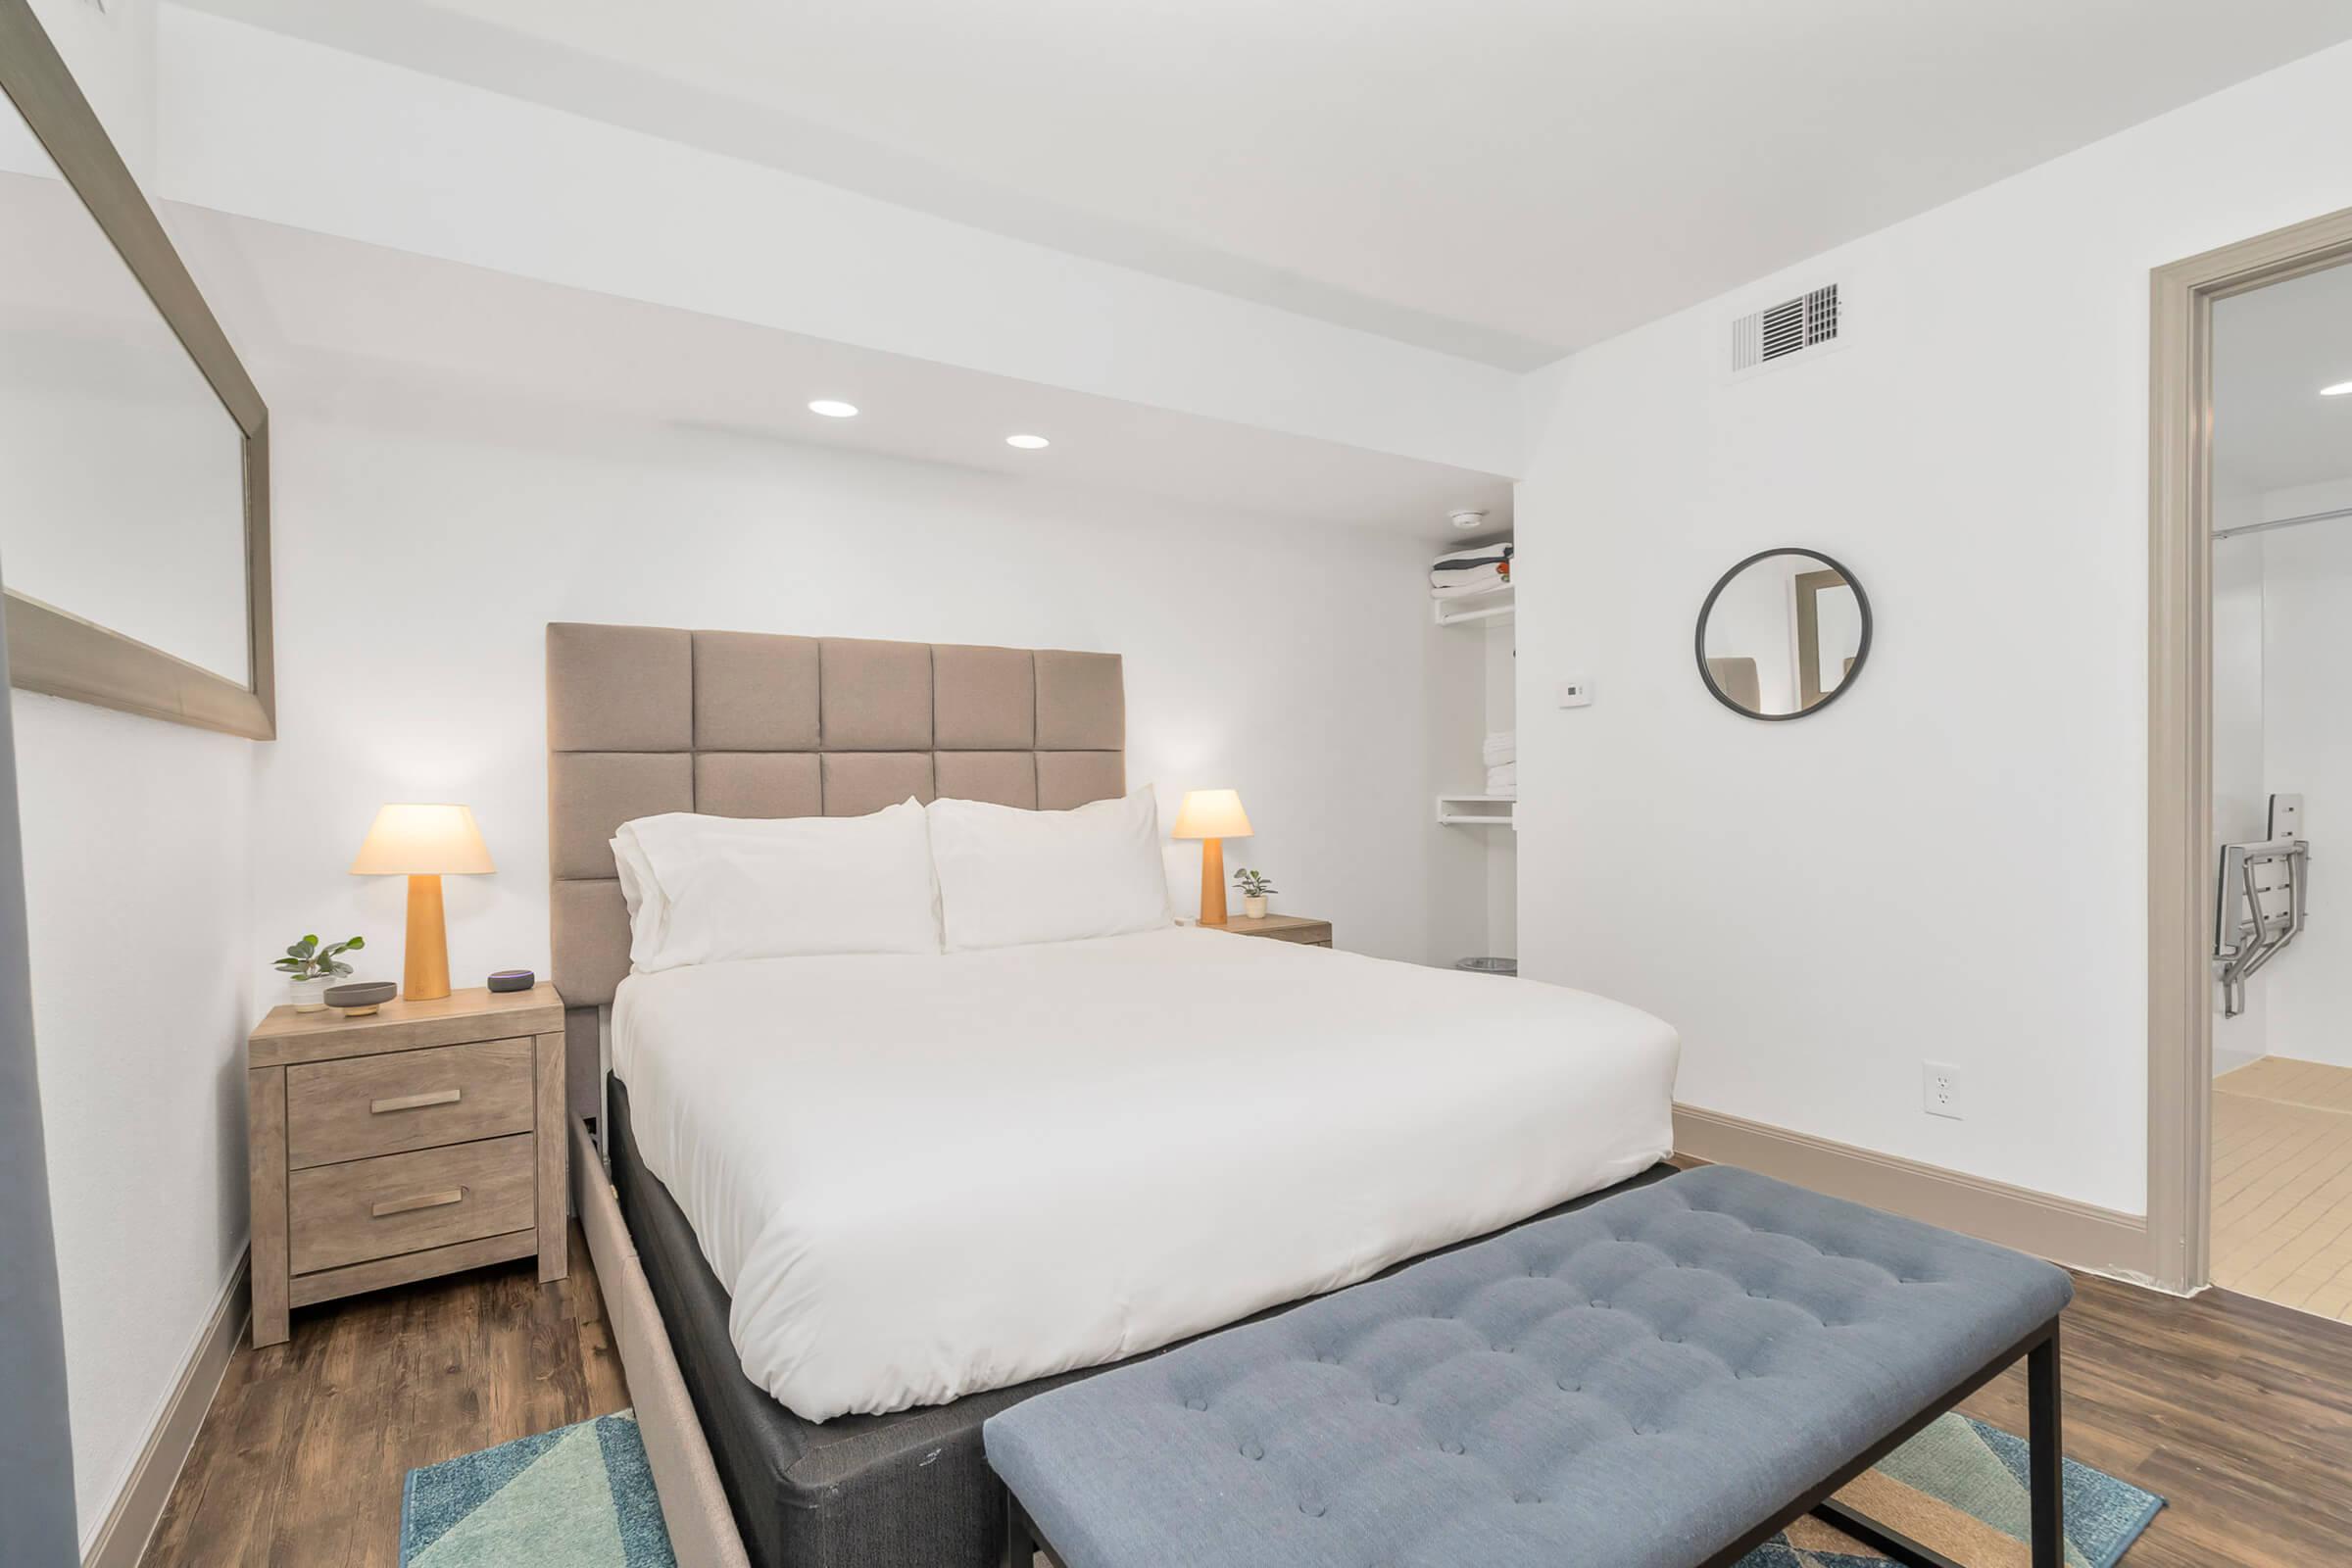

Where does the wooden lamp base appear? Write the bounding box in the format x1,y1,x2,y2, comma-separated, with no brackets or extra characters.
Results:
403,873,452,1001
1197,836,1228,927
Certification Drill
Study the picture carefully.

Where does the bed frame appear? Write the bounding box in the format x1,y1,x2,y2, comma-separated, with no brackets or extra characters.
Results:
547,622,1671,1567
549,623,1129,1567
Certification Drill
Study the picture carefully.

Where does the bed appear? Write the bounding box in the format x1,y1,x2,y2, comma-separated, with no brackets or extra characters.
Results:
547,622,1680,1567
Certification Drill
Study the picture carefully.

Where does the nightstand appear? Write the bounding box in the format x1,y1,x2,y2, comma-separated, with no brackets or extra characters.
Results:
246,983,567,1347
1216,913,1333,948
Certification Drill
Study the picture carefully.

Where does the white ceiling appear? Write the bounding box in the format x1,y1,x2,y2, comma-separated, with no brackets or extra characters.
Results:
180,0,2352,368
167,206,1512,538
2214,259,2352,496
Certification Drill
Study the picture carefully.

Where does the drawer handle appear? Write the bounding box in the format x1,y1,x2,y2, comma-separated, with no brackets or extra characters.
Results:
371,1186,467,1218
370,1089,462,1115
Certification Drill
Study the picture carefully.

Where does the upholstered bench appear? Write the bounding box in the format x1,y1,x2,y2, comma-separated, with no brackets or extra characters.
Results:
985,1166,2071,1568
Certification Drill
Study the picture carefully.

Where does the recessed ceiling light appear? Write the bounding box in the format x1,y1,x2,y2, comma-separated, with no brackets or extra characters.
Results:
1004,433,1051,450
2323,380,2352,398
808,399,858,417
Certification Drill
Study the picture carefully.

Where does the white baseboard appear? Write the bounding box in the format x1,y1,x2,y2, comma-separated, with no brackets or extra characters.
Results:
1673,1103,2154,1280
81,1250,251,1568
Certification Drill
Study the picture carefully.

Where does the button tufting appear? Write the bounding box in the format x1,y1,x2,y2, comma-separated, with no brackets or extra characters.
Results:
1589,1298,1609,1309
1375,1392,1398,1405
1241,1441,1265,1460
1556,1379,1581,1393
1299,1500,1325,1518
1441,1440,1466,1455
1514,1493,1542,1505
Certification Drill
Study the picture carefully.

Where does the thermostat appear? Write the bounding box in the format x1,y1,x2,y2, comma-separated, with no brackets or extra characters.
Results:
1555,679,1594,709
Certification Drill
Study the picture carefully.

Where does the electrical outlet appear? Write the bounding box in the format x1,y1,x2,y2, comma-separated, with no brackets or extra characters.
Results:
1922,1061,1963,1120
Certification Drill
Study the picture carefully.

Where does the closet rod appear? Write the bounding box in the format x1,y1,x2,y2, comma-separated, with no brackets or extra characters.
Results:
2214,503,2352,541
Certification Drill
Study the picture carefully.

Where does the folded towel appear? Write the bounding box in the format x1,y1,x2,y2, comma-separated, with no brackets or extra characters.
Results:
1481,731,1516,767
1430,538,1513,596
1486,762,1517,794
1431,572,1510,599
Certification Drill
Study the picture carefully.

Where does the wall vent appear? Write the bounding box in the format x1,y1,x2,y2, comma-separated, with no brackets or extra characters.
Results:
1730,283,1841,375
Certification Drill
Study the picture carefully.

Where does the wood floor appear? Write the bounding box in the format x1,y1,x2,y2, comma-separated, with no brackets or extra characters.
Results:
142,1224,2352,1566
141,1223,626,1568
2213,1055,2352,1320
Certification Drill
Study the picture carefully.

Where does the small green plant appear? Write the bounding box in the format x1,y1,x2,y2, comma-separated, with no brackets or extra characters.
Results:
274,933,365,982
1233,867,1278,899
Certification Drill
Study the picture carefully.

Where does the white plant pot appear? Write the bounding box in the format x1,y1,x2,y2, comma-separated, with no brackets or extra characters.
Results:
1243,895,1268,919
288,974,332,1012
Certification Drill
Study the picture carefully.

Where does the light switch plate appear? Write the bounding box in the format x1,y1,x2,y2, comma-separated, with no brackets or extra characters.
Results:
1556,679,1593,709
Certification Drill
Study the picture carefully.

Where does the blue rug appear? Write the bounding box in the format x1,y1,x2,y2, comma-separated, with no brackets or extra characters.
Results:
1743,1414,2163,1568
400,1411,674,1567
401,1409,2159,1567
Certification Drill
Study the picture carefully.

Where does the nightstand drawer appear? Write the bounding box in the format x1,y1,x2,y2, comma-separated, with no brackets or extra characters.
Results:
285,1038,534,1169
287,1134,535,1275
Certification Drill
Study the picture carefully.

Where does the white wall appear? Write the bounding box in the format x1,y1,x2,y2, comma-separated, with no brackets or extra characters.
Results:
246,399,1487,986
2254,476,2352,1068
1515,38,2352,1215
26,0,156,182
1482,617,1518,960
12,694,256,1543
2211,522,2270,1074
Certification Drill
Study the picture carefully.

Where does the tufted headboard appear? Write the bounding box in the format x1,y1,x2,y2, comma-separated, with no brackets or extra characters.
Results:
546,622,1125,1116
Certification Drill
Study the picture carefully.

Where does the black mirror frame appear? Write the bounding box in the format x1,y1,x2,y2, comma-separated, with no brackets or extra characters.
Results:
1693,547,1873,722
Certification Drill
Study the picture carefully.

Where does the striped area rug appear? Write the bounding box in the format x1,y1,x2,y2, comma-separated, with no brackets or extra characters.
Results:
401,1409,2160,1567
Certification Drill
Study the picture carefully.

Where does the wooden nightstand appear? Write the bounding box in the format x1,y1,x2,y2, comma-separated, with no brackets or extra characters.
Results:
1216,914,1333,948
246,984,567,1347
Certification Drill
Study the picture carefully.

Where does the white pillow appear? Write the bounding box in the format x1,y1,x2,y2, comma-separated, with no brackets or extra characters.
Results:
610,801,940,971
926,789,1173,952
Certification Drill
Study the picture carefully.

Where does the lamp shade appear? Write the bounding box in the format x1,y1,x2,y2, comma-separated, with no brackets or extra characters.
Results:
349,804,496,876
1170,789,1251,841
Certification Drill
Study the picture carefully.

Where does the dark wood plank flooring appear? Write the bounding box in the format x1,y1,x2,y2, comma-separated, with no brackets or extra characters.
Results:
142,1228,2350,1565
1955,1274,2352,1567
142,1223,625,1568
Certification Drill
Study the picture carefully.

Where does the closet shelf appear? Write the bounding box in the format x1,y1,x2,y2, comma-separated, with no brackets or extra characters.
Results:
1432,582,1514,626
1437,794,1516,827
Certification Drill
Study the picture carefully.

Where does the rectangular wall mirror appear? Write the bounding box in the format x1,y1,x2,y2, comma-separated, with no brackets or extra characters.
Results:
0,0,272,739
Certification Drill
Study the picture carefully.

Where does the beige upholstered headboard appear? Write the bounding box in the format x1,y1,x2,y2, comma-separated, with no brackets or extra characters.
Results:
545,622,1124,1116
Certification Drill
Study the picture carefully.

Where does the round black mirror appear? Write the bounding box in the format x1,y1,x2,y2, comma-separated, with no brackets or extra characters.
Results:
1694,548,1872,720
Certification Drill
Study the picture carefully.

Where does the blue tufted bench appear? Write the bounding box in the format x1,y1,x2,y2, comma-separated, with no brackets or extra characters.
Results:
985,1166,2072,1568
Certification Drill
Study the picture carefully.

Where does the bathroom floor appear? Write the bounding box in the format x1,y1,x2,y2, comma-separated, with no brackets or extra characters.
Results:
2213,1055,2352,1321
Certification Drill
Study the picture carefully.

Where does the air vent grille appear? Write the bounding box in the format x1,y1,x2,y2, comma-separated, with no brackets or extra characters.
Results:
1732,284,1840,373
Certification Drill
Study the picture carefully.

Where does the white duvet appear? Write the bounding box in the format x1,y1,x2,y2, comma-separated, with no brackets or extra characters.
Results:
612,926,1679,1422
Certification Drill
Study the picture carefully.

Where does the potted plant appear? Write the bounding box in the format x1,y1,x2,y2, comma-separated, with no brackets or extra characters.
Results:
1233,867,1277,920
274,933,366,1011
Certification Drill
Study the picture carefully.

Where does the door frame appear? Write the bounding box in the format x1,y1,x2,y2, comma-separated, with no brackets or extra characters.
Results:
2146,205,2352,1293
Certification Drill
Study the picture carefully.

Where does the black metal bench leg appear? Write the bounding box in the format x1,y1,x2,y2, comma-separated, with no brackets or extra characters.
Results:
1002,1497,1037,1568
1810,1498,1960,1568
2029,1324,2064,1568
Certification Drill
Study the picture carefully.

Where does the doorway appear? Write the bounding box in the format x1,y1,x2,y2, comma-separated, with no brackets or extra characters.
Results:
2147,207,2352,1298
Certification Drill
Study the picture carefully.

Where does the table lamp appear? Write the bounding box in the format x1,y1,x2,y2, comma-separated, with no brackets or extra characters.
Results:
1171,789,1251,928
350,804,495,1002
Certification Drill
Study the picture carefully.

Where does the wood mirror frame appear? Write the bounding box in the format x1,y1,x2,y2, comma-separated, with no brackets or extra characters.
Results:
0,0,273,740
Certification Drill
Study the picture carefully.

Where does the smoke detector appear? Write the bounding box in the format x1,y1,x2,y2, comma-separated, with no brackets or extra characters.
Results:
1448,510,1489,532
